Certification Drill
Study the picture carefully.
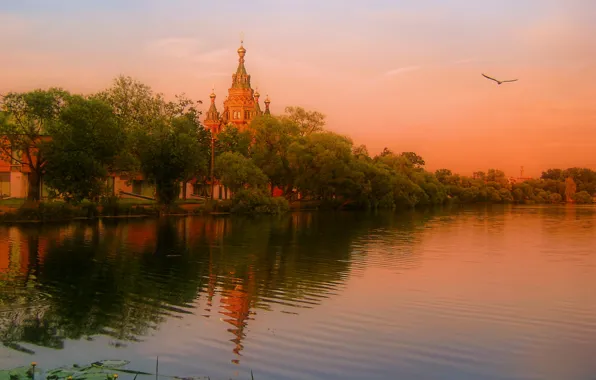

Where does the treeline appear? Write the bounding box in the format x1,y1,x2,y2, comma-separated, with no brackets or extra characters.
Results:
0,76,594,213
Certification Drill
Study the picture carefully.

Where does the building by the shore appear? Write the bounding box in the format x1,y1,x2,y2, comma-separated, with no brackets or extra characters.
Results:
0,41,268,201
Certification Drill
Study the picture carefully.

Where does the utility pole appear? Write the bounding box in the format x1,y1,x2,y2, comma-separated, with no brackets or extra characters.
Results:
210,135,215,201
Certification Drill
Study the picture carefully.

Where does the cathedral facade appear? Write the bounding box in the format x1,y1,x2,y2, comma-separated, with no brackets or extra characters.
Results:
203,41,270,134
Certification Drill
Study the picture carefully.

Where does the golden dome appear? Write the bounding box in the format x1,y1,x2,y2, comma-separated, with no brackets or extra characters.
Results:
237,43,246,55
264,95,270,104
210,91,216,99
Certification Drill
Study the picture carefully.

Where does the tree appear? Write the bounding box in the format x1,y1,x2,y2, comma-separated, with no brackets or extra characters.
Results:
136,116,207,207
379,147,393,157
487,169,508,186
0,88,71,200
473,171,486,181
289,132,359,201
42,96,126,203
250,115,300,196
172,116,211,200
400,152,425,168
282,106,326,136
96,76,202,177
573,191,593,204
214,152,268,194
435,169,453,184
565,176,577,202
214,124,252,158
352,144,370,161
541,168,563,181
549,193,563,204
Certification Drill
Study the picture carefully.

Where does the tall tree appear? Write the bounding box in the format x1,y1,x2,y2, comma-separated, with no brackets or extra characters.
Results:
215,152,268,194
172,115,211,200
400,152,425,168
282,106,326,136
214,124,252,158
136,116,208,207
95,76,201,177
0,89,71,200
250,115,300,196
42,96,126,203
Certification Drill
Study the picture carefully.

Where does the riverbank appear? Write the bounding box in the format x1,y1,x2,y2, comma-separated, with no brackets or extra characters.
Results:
0,194,295,224
0,198,215,224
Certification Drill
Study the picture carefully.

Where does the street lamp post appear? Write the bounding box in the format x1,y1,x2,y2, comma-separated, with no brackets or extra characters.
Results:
210,135,215,201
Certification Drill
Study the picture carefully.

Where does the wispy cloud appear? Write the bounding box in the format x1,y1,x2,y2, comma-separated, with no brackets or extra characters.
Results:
145,37,202,59
384,66,421,76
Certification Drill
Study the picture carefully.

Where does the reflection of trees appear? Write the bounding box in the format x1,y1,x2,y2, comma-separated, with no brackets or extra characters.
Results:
0,210,448,363
0,219,209,353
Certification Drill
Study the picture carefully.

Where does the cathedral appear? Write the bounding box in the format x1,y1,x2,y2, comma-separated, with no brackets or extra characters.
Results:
203,40,270,134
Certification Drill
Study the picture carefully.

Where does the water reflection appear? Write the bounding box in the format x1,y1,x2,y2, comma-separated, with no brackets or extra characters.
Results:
0,211,438,365
1,206,595,380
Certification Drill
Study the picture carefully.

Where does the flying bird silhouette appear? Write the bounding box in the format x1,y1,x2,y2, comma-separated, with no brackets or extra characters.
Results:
482,73,518,85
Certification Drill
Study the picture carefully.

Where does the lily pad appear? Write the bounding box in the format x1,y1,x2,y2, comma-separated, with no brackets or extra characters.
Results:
45,367,76,380
90,361,130,369
0,366,41,380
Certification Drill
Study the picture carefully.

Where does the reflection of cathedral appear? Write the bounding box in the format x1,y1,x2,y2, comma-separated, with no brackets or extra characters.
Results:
219,267,256,363
203,40,271,134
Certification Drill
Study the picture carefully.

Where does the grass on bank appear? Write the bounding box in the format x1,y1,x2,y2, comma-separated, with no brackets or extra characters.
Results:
0,190,290,223
1,359,257,380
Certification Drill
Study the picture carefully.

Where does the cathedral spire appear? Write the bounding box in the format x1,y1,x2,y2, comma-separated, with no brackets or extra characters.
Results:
254,87,262,116
203,87,221,133
264,94,271,115
232,38,251,89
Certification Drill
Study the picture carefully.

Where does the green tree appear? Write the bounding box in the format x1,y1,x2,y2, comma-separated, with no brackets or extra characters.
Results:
250,115,300,196
435,169,453,184
0,88,71,200
173,116,211,200
400,152,425,168
96,76,201,177
573,191,593,204
281,106,326,136
289,131,357,201
541,168,563,181
136,116,208,207
215,124,252,158
215,152,268,194
42,96,126,203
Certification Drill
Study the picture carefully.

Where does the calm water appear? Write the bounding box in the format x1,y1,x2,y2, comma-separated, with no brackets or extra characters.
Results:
1,206,595,380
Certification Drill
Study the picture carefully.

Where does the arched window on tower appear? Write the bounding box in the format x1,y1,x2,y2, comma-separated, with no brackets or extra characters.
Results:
244,110,251,120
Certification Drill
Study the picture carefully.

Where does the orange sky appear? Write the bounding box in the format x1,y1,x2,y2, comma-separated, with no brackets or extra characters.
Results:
1,0,595,177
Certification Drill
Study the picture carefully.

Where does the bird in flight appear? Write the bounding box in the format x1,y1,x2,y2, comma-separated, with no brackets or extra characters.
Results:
482,73,518,85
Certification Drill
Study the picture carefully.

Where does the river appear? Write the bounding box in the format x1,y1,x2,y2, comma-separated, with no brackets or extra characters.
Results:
0,205,595,380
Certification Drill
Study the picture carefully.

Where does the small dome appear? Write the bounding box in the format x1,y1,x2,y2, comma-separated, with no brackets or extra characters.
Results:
264,95,270,104
210,91,216,99
237,43,246,55
254,89,260,97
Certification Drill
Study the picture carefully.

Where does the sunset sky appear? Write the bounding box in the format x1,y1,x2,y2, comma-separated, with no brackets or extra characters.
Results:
1,0,594,177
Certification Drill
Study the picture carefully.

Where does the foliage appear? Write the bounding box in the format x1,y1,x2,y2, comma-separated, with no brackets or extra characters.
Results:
573,191,593,204
250,115,300,196
214,124,252,158
0,88,72,200
95,76,203,182
42,96,126,204
231,189,290,214
281,106,326,136
214,152,268,193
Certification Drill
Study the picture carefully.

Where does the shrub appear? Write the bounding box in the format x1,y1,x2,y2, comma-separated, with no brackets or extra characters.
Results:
573,191,593,204
231,189,289,214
